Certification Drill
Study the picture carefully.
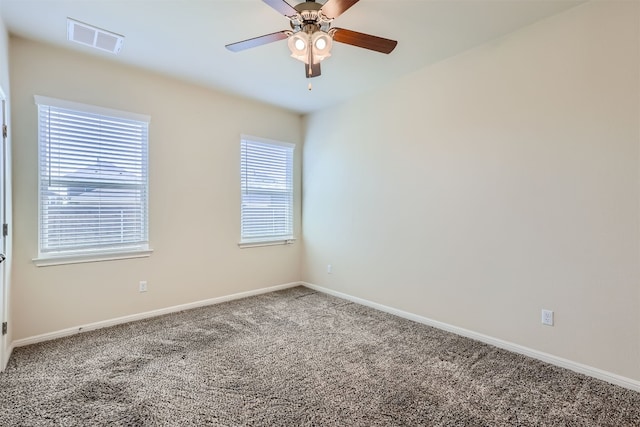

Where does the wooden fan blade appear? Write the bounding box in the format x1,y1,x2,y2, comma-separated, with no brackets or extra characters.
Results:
262,0,298,16
332,28,397,54
306,62,321,79
225,31,289,52
321,0,359,19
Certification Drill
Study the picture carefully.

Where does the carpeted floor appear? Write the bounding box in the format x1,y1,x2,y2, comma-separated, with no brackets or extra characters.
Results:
0,286,639,426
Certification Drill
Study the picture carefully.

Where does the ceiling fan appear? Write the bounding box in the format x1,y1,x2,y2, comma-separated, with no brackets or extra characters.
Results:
225,0,398,79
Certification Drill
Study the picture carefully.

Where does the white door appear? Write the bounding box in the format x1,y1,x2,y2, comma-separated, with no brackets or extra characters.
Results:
0,89,7,369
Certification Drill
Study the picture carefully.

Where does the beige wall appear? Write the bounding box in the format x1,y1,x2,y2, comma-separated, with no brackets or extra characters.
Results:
10,36,303,340
302,1,640,381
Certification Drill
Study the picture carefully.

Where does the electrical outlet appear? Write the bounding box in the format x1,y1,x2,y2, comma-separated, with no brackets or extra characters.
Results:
327,264,332,274
139,281,148,293
541,309,554,326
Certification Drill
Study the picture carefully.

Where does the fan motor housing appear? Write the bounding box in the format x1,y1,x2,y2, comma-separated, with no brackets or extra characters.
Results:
290,2,332,32
294,1,322,14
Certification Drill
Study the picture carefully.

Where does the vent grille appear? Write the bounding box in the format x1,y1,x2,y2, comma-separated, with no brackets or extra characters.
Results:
67,18,124,54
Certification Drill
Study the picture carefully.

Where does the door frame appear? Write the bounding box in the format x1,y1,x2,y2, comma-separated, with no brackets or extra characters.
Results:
0,85,7,370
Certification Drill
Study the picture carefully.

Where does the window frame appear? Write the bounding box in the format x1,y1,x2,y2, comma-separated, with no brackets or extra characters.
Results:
239,135,295,248
33,95,152,266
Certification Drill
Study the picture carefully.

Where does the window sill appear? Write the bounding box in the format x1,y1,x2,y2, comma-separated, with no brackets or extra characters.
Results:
238,238,296,249
33,248,153,267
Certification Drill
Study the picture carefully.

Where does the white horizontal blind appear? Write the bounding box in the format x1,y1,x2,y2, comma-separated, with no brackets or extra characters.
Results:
241,137,294,243
37,97,149,255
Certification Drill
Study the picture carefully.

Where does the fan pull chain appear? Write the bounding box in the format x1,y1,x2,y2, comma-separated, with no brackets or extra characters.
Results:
307,58,313,91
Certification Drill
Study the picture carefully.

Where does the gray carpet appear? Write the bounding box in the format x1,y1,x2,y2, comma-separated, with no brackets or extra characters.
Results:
0,286,639,426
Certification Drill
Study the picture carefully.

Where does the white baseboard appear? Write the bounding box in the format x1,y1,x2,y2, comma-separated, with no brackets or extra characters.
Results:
10,280,640,393
301,282,640,393
11,282,301,349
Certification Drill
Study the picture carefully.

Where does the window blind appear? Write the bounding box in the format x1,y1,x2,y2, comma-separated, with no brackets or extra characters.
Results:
36,96,149,256
240,137,294,243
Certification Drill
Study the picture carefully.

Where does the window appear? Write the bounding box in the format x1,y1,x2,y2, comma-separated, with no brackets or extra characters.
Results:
35,96,150,264
240,136,294,246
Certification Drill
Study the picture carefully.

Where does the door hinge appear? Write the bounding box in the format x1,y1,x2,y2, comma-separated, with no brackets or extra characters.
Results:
2,224,7,237
2,124,6,139
1,322,6,336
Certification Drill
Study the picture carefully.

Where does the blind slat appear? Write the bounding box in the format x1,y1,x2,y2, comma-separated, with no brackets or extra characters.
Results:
38,100,149,254
240,138,294,242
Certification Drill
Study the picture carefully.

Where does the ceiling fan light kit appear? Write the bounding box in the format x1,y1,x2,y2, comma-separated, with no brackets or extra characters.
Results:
225,0,398,79
288,29,333,63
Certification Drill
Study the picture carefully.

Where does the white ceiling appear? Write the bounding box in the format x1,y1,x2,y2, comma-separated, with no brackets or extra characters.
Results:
0,0,585,114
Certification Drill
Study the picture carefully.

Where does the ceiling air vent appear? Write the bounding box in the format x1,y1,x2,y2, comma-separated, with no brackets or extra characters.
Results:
67,18,124,54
